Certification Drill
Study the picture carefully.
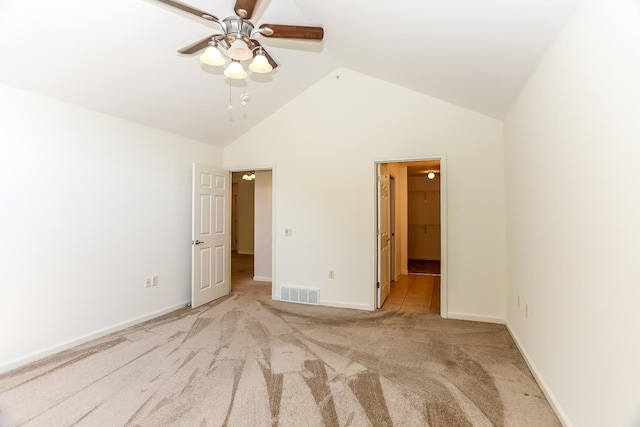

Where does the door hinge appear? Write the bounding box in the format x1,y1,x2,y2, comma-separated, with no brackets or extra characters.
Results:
377,282,380,289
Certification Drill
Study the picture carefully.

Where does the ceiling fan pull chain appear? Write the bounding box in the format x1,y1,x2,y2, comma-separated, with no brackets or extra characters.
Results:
228,80,233,110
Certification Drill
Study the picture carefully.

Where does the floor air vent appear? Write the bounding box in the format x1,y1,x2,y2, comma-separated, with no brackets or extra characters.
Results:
280,286,319,305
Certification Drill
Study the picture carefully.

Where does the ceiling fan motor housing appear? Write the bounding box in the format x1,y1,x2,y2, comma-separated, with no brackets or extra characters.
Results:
222,17,254,44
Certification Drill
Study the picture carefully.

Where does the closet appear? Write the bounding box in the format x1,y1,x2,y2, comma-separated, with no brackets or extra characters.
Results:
408,174,441,260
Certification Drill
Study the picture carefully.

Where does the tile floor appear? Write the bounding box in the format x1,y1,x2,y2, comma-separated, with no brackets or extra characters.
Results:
381,274,441,314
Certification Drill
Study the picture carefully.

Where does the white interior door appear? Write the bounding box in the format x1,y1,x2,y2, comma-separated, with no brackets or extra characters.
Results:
377,163,391,308
192,164,230,308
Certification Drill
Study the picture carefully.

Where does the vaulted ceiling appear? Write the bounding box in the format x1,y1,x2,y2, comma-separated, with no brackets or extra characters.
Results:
0,0,580,147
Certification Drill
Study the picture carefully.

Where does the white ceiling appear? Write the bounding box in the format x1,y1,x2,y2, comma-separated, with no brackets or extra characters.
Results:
0,0,580,147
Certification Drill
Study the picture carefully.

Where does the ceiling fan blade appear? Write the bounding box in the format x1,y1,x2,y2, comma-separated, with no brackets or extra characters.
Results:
259,24,324,40
251,40,278,69
234,0,258,19
178,35,216,54
155,0,219,23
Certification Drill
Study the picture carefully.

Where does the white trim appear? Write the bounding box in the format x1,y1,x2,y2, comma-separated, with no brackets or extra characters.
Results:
0,301,189,375
447,312,505,324
373,155,448,318
271,167,277,300
505,321,571,427
314,299,371,311
401,269,409,275
253,276,272,282
439,156,448,318
226,165,275,173
319,300,371,310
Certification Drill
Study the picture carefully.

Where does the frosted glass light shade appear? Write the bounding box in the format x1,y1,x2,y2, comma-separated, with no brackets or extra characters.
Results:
227,39,253,61
427,172,436,180
224,61,247,79
249,53,273,73
200,46,225,66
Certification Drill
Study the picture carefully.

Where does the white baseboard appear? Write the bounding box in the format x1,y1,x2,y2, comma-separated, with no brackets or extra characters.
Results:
401,269,409,275
318,299,373,311
253,276,272,282
447,312,505,324
0,301,189,375
273,296,372,311
505,321,571,427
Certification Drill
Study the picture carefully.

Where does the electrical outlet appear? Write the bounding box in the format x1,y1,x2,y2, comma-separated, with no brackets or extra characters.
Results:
329,270,335,279
525,303,529,318
145,277,152,288
152,276,158,287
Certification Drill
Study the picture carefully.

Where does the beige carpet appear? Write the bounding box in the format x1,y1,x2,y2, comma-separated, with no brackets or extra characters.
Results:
0,280,560,426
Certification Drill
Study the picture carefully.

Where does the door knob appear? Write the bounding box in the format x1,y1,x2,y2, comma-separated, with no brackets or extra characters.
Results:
192,240,204,245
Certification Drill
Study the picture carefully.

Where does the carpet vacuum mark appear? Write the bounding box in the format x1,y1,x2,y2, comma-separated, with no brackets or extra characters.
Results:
0,282,560,426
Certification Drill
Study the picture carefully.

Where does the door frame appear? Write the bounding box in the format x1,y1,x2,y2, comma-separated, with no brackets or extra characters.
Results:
374,155,448,317
389,174,396,281
231,182,239,251
227,165,276,298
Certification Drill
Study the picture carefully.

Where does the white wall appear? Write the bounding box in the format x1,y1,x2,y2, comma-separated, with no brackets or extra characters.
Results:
224,68,506,318
253,170,272,282
0,83,222,372
503,0,640,425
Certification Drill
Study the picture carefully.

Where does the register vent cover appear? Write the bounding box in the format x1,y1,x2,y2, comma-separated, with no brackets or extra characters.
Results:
280,286,319,305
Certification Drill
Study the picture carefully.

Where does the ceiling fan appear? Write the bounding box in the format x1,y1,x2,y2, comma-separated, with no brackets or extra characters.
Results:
154,0,324,79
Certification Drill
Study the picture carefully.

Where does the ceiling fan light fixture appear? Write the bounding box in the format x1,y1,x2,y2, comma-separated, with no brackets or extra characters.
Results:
154,0,326,83
226,39,253,61
200,45,225,66
249,51,273,73
224,61,247,79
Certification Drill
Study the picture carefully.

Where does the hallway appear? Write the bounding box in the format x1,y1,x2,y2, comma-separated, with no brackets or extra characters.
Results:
231,252,256,290
381,274,441,314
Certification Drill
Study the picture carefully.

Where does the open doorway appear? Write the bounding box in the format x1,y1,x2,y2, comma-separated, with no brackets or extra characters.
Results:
376,159,446,316
230,170,273,291
407,162,441,277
